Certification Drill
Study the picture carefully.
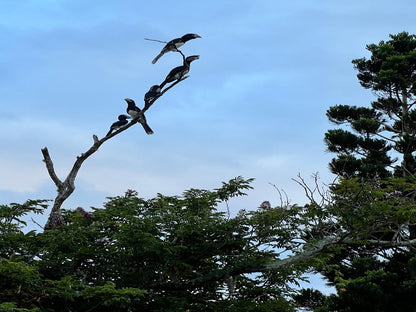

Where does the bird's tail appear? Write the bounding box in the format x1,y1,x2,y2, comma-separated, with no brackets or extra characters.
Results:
140,122,154,135
106,129,113,137
152,52,164,64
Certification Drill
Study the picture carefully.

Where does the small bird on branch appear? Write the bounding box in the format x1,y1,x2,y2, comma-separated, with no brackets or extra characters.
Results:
106,114,131,136
151,33,201,64
125,98,154,135
159,55,199,89
144,85,161,111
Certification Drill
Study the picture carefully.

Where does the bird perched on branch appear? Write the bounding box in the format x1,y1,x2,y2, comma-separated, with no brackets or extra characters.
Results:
125,98,154,135
152,33,201,64
144,85,161,111
159,55,199,89
106,114,131,136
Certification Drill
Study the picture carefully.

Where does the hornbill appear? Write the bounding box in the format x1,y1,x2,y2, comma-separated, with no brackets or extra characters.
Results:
125,98,154,135
106,114,131,136
152,33,201,64
143,85,161,112
159,55,199,89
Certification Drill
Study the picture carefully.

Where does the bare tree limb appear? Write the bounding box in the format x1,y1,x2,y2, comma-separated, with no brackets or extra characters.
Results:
41,148,62,188
42,55,193,229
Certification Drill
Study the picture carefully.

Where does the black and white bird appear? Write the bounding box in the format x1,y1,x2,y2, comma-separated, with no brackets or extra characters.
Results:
106,114,131,136
159,55,199,89
143,85,161,112
152,33,201,64
124,98,154,135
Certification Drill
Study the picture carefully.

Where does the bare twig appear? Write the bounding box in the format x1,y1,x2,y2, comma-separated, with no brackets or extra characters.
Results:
292,172,334,207
31,217,44,230
144,38,168,43
269,183,290,207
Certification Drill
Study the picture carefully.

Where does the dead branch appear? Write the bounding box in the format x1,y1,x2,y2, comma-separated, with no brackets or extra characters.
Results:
42,51,194,229
41,148,62,188
269,183,290,207
144,38,168,43
292,172,333,207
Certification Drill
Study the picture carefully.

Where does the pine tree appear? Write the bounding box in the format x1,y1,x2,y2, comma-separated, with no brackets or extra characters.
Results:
325,31,416,178
312,32,416,312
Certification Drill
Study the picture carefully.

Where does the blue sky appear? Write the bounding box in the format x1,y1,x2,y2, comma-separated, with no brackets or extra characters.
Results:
2,0,416,224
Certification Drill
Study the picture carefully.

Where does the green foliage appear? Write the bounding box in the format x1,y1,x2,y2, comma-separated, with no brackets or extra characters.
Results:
0,177,309,312
326,31,416,178
329,177,416,235
318,254,416,312
318,31,416,311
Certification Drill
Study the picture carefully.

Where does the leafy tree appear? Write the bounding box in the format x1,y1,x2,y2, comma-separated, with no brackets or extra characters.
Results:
1,177,313,311
3,177,415,311
309,31,416,312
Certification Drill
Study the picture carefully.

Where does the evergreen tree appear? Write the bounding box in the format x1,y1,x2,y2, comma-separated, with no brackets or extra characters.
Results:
325,31,416,178
309,32,416,312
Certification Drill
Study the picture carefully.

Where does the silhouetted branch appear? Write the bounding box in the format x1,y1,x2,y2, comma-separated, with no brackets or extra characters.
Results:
144,38,167,43
42,49,195,229
41,148,62,188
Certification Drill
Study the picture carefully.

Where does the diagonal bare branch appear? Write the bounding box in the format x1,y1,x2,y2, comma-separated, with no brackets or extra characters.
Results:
41,147,62,188
42,68,192,229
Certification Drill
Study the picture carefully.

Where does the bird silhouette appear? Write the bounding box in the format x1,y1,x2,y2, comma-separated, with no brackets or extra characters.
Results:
125,98,154,135
159,55,199,89
144,85,161,112
106,114,131,136
152,33,201,64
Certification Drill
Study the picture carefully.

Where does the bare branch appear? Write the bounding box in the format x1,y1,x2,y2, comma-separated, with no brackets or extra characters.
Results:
42,62,193,229
31,217,44,230
41,147,62,188
144,38,167,43
269,183,290,207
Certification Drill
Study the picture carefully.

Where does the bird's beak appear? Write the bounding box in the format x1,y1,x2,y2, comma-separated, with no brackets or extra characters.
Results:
125,115,132,119
196,34,202,38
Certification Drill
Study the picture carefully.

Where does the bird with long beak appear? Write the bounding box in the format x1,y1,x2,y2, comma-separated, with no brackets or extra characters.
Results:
125,98,154,135
152,33,201,64
159,55,199,89
143,85,161,112
106,114,131,136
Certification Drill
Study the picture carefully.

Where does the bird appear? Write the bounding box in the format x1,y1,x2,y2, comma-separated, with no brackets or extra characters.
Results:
124,98,154,135
106,114,131,136
152,33,201,64
143,85,161,112
159,55,199,89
